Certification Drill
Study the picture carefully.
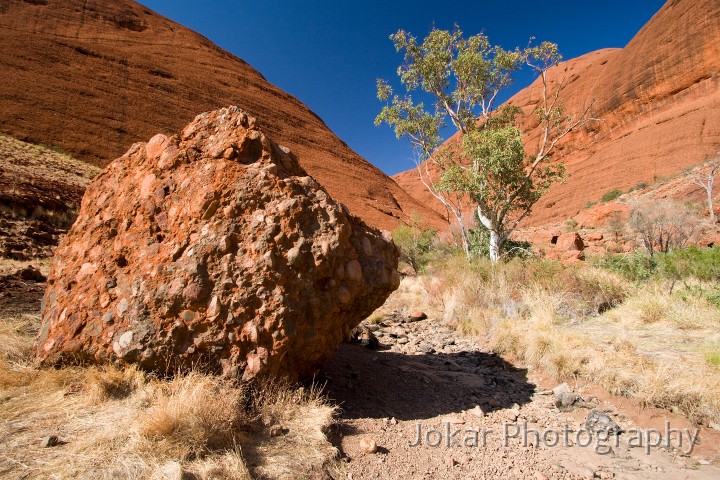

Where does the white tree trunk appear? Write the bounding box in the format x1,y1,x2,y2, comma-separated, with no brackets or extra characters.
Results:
707,177,716,223
477,205,502,263
489,229,501,263
456,214,471,260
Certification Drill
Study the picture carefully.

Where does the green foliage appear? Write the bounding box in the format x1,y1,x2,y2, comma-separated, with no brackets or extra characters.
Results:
468,222,533,260
392,215,437,273
658,246,720,282
601,189,622,202
595,246,720,283
705,348,720,369
593,253,656,282
440,124,565,226
375,25,575,263
679,284,720,309
375,26,525,152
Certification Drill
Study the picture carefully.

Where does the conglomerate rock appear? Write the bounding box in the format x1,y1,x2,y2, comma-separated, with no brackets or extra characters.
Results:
34,106,400,379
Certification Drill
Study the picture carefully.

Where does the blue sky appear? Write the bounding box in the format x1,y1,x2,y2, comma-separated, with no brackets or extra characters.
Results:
139,0,666,176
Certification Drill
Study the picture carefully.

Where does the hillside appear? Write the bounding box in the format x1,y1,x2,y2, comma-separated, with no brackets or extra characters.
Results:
0,134,100,259
0,0,442,231
394,0,720,227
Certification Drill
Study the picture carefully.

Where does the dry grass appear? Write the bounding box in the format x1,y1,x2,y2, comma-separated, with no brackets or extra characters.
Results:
0,258,52,277
0,134,99,190
414,255,720,425
0,313,339,479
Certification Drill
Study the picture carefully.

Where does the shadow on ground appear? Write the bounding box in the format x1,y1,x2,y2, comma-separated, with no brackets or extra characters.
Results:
319,343,535,421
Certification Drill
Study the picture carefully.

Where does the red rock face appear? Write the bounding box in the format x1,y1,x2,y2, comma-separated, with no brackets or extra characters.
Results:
34,107,400,380
395,0,720,228
0,0,443,231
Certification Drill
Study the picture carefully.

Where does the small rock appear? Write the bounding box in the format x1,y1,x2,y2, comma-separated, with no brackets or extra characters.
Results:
469,405,485,417
40,435,61,448
555,391,582,412
389,417,398,426
359,437,378,454
534,472,549,480
585,409,622,435
408,311,427,322
417,343,434,354
708,421,720,431
446,457,459,468
552,382,572,396
348,325,379,350
16,265,46,282
504,408,521,422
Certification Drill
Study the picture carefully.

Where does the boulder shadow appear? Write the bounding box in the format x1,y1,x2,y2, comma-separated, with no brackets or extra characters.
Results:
317,343,535,421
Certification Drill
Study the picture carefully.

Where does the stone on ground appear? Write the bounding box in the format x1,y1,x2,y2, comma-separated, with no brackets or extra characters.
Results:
34,106,400,380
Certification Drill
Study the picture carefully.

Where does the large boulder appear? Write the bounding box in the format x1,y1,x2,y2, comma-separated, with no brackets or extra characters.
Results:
34,107,400,380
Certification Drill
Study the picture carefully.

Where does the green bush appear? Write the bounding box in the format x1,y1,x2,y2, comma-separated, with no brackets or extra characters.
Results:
656,246,720,281
595,246,720,283
392,217,437,273
593,253,656,281
468,223,533,260
601,189,623,202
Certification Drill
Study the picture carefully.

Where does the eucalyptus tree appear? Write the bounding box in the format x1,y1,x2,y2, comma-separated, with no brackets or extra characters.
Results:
376,26,595,262
690,153,720,224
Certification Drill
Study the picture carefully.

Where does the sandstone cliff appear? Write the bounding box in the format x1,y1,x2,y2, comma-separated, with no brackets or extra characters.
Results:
0,0,442,231
394,0,720,227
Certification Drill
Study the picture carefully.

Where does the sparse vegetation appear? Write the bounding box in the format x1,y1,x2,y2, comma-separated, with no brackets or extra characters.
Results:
415,251,720,425
0,311,338,479
600,188,622,202
468,221,533,260
392,214,437,273
629,199,698,257
606,211,626,243
629,181,649,192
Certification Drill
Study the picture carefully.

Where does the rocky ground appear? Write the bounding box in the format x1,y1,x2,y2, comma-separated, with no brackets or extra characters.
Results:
323,313,720,479
2,265,720,479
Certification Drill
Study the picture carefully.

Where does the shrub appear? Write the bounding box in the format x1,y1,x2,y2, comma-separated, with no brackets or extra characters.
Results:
139,373,250,459
656,245,720,281
606,211,626,242
392,215,437,274
629,200,698,257
593,253,655,281
468,223,533,260
596,246,720,285
601,189,623,202
629,181,649,192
